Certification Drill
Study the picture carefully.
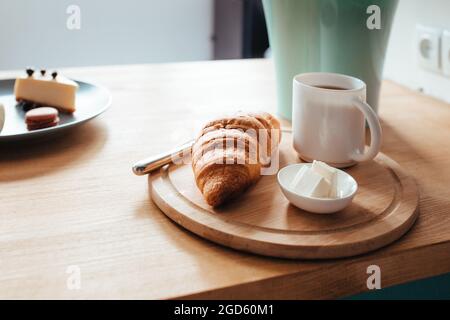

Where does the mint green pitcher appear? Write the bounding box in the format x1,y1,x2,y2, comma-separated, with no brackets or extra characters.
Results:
263,0,398,120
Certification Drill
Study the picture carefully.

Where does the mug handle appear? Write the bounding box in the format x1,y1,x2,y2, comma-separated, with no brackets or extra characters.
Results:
350,98,382,162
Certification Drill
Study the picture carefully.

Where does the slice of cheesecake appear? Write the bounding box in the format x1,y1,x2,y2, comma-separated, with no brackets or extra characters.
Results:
14,69,78,113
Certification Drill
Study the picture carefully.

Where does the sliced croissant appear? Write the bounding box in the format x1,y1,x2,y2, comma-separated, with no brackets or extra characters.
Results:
192,112,281,207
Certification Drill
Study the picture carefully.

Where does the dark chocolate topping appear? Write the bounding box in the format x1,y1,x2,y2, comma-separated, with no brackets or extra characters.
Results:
51,71,58,79
40,69,46,76
26,68,34,77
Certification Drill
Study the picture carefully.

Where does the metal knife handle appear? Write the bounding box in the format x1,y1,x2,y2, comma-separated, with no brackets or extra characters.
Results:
132,128,292,176
132,140,194,176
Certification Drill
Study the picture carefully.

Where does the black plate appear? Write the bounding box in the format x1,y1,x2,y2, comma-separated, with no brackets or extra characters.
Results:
0,79,111,141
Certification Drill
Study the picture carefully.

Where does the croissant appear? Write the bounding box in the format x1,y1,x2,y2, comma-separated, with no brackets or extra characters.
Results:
192,112,281,207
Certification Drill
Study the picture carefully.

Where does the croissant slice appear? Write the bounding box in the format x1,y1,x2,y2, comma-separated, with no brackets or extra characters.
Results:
192,112,281,207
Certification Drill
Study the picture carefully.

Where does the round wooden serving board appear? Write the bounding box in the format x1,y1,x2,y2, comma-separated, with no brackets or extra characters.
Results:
149,133,419,259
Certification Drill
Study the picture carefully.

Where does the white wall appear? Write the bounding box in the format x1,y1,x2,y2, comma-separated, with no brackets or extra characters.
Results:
0,0,213,70
384,0,450,103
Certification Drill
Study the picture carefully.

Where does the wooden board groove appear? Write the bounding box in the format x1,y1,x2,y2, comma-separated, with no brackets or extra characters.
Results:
150,133,419,260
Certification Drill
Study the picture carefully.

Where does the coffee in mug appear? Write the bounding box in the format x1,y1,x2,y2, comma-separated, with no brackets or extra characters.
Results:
292,72,382,168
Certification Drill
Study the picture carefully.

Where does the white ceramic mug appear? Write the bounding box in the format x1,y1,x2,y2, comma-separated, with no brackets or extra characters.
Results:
292,72,382,168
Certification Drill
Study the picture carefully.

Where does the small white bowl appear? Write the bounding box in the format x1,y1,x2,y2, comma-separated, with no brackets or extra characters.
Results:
277,163,358,214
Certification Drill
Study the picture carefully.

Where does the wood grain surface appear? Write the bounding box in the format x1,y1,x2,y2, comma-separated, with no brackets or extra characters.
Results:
150,132,419,259
0,59,449,299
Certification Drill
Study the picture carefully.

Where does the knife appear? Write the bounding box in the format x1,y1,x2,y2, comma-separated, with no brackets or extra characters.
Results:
132,128,291,176
132,139,195,176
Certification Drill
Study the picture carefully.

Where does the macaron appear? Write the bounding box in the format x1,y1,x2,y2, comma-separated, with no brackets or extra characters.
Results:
25,107,59,131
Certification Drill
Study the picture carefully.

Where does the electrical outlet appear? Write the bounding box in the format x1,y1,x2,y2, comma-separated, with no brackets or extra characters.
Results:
442,30,450,77
416,25,440,73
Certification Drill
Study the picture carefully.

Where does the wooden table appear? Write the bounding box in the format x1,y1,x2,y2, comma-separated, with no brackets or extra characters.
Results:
1,59,450,299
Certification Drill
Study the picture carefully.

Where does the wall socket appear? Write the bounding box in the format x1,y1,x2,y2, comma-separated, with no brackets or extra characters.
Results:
416,25,441,73
442,30,450,77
